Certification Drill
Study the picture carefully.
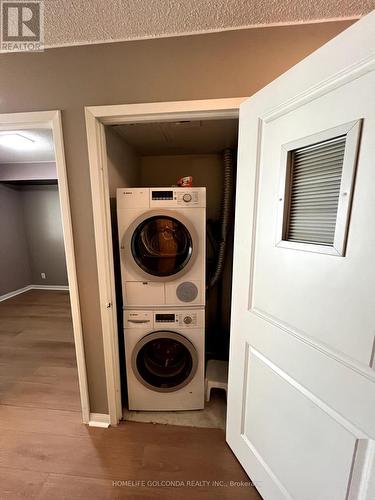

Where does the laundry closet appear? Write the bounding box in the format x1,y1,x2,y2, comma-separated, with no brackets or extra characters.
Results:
104,118,238,427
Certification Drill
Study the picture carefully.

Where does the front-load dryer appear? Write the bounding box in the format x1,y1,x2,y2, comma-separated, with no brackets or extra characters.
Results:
117,187,206,308
124,308,205,410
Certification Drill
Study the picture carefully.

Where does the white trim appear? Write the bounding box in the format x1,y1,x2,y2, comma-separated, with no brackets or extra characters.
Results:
85,110,122,426
85,97,243,425
42,17,360,50
0,160,56,164
30,285,70,291
0,284,70,302
0,285,33,302
88,413,111,428
262,54,375,125
0,110,90,425
86,97,244,124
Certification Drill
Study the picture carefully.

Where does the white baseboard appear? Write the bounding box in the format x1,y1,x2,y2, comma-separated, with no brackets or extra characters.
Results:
0,284,69,302
89,413,111,428
0,285,33,302
31,285,69,291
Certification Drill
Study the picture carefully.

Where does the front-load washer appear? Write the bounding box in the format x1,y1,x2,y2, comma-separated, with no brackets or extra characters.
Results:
124,308,205,410
117,187,206,308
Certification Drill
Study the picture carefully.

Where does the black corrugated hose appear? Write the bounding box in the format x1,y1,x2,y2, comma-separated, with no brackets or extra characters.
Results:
207,148,234,290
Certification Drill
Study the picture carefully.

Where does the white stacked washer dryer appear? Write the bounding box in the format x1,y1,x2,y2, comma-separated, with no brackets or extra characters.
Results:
117,187,206,410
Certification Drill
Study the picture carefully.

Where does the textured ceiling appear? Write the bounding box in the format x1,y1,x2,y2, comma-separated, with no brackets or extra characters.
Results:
0,130,54,163
44,0,375,48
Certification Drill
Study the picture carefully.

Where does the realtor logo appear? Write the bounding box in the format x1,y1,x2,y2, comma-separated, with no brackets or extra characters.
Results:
1,0,44,52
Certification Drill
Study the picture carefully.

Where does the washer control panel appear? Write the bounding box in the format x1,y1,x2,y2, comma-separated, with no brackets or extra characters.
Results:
155,313,177,323
178,312,198,327
125,309,204,329
154,311,199,328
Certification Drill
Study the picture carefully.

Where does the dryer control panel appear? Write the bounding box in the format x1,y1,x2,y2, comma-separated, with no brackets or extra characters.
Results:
117,187,206,208
124,309,204,329
150,187,206,208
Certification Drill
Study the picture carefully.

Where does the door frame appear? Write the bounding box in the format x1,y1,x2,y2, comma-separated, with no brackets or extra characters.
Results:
0,110,90,424
85,97,245,424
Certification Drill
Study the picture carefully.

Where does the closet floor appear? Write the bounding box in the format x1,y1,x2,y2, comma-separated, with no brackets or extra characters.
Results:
124,390,227,430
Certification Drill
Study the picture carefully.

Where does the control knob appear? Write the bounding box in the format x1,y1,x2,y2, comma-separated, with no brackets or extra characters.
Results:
183,316,193,324
183,193,192,203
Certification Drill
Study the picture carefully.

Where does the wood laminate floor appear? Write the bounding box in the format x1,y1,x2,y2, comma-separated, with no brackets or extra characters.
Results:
0,290,261,500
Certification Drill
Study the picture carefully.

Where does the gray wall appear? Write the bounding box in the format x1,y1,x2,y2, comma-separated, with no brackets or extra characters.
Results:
21,185,68,286
0,184,32,295
0,20,354,412
0,183,68,295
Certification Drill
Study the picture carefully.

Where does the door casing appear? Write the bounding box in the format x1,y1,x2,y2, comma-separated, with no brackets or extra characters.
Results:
0,110,90,424
85,97,245,424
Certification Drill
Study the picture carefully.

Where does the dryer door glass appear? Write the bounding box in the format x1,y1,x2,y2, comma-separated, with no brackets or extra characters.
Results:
131,215,193,277
133,331,198,392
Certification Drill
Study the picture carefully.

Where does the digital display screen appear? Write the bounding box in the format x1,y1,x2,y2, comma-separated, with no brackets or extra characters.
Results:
152,190,173,200
155,313,175,322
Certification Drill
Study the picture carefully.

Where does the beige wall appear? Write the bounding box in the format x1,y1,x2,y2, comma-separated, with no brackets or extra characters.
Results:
0,20,354,413
140,154,224,220
105,127,140,198
140,154,233,358
105,126,140,402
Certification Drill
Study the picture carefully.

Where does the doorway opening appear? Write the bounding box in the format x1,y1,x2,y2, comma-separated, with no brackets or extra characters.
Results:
0,112,89,424
85,98,243,425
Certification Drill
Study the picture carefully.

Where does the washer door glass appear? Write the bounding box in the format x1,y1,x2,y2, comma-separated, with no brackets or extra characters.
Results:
133,331,197,392
131,215,193,277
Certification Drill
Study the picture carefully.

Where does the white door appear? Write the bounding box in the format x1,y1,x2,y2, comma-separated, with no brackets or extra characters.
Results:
227,11,375,500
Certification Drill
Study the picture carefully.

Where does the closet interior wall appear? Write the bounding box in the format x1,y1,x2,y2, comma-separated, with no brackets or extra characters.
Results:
105,119,238,395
